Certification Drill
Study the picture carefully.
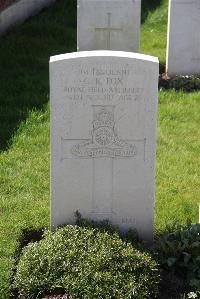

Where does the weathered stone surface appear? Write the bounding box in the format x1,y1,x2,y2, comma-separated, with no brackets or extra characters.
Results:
77,0,141,52
166,0,200,76
50,51,159,240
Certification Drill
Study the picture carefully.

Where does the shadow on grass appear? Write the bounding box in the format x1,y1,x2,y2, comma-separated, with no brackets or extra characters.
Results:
141,0,163,23
0,0,76,152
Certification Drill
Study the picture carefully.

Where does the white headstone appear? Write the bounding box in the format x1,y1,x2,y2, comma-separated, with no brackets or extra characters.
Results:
50,51,159,241
77,0,141,52
166,0,200,76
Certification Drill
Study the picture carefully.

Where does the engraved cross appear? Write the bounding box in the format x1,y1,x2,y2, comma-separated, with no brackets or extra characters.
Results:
61,105,145,219
95,13,123,50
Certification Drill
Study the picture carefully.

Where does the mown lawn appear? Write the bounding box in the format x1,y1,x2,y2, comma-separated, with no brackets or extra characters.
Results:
0,0,199,297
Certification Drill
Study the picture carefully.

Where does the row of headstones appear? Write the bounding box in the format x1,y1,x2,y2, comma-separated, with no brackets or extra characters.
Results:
50,0,198,241
78,0,200,76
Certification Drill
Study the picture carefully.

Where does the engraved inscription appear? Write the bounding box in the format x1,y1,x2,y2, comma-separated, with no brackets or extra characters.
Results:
64,66,144,102
95,13,123,50
71,106,136,158
121,217,136,224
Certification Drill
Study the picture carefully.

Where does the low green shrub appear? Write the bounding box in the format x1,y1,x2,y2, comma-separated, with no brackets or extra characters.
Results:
157,224,200,291
9,227,45,298
13,225,159,299
159,75,200,92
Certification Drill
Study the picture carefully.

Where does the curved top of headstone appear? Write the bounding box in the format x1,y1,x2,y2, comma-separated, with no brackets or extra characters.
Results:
50,51,159,64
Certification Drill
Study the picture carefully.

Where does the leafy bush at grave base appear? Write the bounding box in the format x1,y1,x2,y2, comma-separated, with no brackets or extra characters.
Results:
9,227,46,298
156,223,200,292
159,75,200,92
13,225,159,299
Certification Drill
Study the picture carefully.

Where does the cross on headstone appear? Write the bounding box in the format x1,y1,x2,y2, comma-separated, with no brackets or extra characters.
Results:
61,105,145,218
95,13,123,50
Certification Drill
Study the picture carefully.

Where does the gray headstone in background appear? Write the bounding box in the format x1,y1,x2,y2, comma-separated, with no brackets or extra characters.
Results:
77,0,141,52
0,0,56,36
166,0,200,76
50,51,159,241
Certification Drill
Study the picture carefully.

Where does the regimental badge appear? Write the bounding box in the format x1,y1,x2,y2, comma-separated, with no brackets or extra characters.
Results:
71,106,136,158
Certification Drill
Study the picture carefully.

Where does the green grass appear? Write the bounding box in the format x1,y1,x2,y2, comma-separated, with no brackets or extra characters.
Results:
0,0,200,297
0,109,50,297
140,0,169,65
0,0,76,151
156,91,200,231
